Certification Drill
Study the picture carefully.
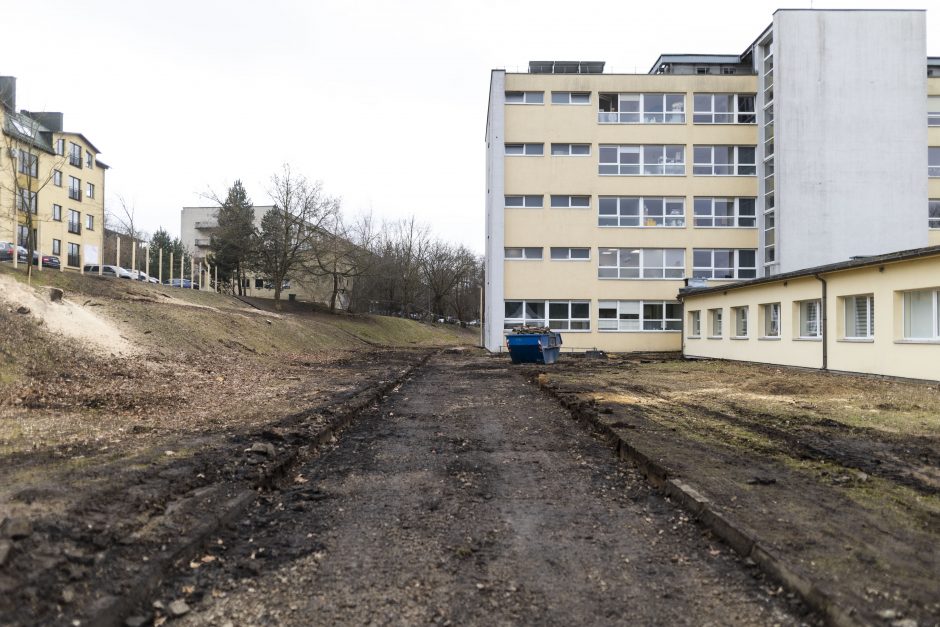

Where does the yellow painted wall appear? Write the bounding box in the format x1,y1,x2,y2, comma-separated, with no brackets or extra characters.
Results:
682,254,940,381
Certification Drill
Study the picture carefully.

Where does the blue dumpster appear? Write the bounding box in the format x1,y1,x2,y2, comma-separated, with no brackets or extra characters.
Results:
506,331,563,364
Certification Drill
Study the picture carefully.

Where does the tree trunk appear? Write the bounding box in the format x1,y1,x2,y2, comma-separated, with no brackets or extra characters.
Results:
329,273,339,313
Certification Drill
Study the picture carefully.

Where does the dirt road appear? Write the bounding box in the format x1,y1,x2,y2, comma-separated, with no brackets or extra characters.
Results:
147,352,813,626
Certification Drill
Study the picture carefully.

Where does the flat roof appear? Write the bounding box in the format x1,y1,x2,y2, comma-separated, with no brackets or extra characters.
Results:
679,245,940,299
528,61,605,74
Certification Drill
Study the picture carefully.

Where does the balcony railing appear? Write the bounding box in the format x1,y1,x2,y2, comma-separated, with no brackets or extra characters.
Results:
194,221,218,229
69,154,82,167
68,188,82,201
67,252,80,267
194,238,211,247
67,221,81,235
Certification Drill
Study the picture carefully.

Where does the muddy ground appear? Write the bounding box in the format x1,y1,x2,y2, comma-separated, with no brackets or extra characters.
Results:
530,355,940,626
141,352,815,626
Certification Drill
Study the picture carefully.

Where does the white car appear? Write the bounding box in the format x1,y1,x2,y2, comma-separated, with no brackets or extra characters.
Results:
129,270,159,283
83,264,134,279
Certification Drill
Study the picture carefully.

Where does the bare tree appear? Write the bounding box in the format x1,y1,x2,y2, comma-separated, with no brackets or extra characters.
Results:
421,240,475,319
301,210,377,312
254,164,339,307
1,111,65,281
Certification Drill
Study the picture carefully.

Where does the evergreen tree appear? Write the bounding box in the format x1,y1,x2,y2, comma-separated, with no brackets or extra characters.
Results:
148,228,185,282
211,180,257,295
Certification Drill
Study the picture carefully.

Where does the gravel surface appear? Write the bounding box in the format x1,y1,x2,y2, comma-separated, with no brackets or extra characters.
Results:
150,353,816,626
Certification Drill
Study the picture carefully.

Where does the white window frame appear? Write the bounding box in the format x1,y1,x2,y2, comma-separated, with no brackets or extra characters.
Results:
549,195,590,209
549,247,590,261
504,300,545,329
505,143,544,156
733,306,749,338
929,147,940,177
597,93,686,124
692,249,757,279
551,91,590,105
598,248,685,280
550,143,591,157
504,247,543,260
709,308,723,338
692,93,757,124
689,310,702,337
693,145,757,176
505,91,544,104
843,294,874,339
504,195,543,208
762,302,781,338
929,199,940,229
598,300,682,332
798,300,822,339
598,145,685,176
598,197,685,228
902,289,940,341
929,96,940,127
503,300,590,332
692,197,757,228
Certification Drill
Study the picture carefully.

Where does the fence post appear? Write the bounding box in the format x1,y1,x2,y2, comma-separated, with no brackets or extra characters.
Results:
159,248,163,284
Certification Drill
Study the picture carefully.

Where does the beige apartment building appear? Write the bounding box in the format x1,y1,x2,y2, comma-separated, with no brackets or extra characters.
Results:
0,77,107,269
484,9,940,354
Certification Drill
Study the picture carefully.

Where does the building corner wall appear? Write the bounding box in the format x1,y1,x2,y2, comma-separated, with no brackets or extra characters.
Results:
484,70,506,352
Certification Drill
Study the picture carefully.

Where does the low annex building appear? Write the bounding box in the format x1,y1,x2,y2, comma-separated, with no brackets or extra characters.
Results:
678,246,940,382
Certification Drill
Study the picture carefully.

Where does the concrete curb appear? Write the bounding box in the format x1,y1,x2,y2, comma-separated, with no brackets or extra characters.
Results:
534,377,862,627
86,351,434,627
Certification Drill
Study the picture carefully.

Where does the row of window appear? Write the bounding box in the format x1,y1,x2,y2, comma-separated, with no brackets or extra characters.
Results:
16,228,81,267
512,91,940,127
12,157,95,201
505,143,758,177
504,299,681,332
689,290,940,342
504,247,757,280
55,139,95,170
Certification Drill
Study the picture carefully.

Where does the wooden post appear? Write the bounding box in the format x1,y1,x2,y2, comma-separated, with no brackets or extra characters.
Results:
180,253,185,287
131,239,137,276
158,248,163,284
145,244,150,280
190,257,195,289
169,252,174,285
214,265,218,293
116,237,121,268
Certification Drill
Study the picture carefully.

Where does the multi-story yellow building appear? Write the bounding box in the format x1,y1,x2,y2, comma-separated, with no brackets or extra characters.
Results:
484,9,940,353
0,76,107,270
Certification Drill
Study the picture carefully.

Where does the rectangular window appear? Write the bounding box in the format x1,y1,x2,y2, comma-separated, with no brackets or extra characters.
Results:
550,247,590,261
69,142,82,167
550,143,591,156
709,308,723,337
254,278,264,289
598,144,685,176
16,225,29,247
689,310,702,337
52,204,62,221
598,248,685,279
67,242,80,267
17,150,39,177
52,239,61,255
597,93,685,124
930,199,940,229
693,145,756,175
930,147,940,177
548,301,591,331
692,93,756,124
86,151,94,168
692,249,757,279
549,195,590,209
69,176,82,201
68,209,81,235
762,303,781,337
693,197,756,227
505,91,544,104
844,294,874,339
86,183,95,199
928,96,940,127
598,196,685,227
733,306,749,338
504,195,543,208
504,247,542,260
53,169,62,186
903,289,940,340
551,91,590,105
505,143,543,156
85,214,94,231
55,138,65,156
16,189,37,214
598,300,681,332
799,300,822,338
504,300,546,329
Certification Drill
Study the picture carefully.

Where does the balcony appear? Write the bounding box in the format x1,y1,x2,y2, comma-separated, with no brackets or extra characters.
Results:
194,238,211,247
194,220,218,229
68,188,82,201
69,153,82,167
67,221,81,235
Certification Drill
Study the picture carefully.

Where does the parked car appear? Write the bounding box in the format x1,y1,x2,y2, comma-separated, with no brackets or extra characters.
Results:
32,252,60,269
0,242,28,263
129,270,159,283
83,264,133,279
164,278,198,289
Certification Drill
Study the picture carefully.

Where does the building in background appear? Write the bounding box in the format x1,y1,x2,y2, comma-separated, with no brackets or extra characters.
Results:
0,76,108,270
180,205,350,307
484,9,940,353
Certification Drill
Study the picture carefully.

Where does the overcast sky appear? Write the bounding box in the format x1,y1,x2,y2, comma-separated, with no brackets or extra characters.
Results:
1,0,937,253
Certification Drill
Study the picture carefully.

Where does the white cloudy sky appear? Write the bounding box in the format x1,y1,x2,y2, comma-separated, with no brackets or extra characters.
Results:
2,0,937,252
